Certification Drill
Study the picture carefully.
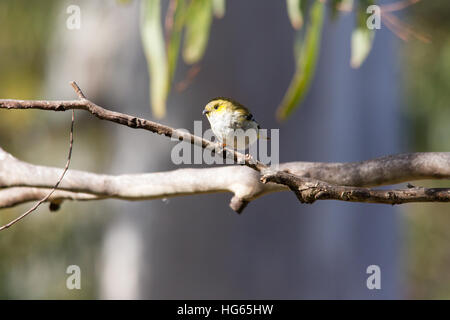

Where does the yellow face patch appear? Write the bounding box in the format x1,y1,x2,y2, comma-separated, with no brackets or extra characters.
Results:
204,99,231,116
214,102,227,114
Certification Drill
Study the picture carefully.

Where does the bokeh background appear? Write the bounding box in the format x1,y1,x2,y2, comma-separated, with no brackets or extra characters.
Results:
0,0,449,299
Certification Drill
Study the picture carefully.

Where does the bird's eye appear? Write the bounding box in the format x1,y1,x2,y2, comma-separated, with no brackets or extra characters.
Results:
214,104,219,110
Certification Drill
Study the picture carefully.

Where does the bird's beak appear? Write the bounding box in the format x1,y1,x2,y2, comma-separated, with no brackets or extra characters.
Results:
202,109,208,116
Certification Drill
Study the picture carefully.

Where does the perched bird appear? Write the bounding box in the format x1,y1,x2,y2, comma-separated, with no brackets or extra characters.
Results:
202,97,265,151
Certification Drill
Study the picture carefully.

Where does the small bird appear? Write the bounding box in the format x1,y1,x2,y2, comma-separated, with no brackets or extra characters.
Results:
202,97,265,151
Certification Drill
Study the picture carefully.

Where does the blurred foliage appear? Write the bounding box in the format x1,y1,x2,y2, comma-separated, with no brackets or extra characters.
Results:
403,2,450,152
140,0,169,119
277,0,324,120
167,0,186,85
139,0,379,120
0,1,56,99
0,0,57,156
0,0,110,299
0,203,106,299
182,0,213,65
287,0,304,30
0,1,56,157
401,0,450,299
212,0,226,19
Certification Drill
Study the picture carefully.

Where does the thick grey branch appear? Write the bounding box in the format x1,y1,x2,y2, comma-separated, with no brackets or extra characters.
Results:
0,147,277,210
282,152,450,187
1,147,449,210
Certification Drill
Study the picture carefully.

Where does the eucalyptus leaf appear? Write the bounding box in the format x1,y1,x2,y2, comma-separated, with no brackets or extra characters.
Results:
287,0,303,29
140,0,168,118
167,0,186,85
277,0,324,121
350,28,375,68
350,0,375,68
212,0,226,18
182,0,213,65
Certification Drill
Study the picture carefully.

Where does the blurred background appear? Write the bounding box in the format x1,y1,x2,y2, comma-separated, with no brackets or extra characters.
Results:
0,0,449,299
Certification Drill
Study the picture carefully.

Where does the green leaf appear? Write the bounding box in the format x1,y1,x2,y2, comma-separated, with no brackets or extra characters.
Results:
212,0,226,18
350,0,375,68
167,0,186,85
287,0,303,29
182,0,213,65
140,0,168,118
277,0,324,121
350,28,375,68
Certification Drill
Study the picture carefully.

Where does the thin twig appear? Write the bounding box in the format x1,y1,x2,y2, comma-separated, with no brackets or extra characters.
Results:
0,83,268,173
381,12,409,41
330,0,428,43
0,91,76,231
70,80,87,99
380,0,420,13
175,64,201,92
381,11,431,43
332,0,420,13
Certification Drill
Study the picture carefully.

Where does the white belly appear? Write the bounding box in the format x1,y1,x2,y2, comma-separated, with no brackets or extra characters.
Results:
208,112,259,150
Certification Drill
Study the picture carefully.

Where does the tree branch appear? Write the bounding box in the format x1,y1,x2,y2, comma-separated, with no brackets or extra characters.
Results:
0,147,278,211
282,152,450,187
1,82,449,215
0,187,99,209
0,85,267,172
261,171,450,204
1,146,449,211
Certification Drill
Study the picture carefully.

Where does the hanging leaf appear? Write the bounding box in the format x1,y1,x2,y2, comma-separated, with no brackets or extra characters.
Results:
286,0,303,29
350,28,375,68
350,0,375,68
167,0,186,85
182,0,213,65
212,0,226,19
140,0,168,118
277,0,324,121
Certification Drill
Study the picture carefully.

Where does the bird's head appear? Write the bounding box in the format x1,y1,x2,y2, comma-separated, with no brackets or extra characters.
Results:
202,97,250,118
